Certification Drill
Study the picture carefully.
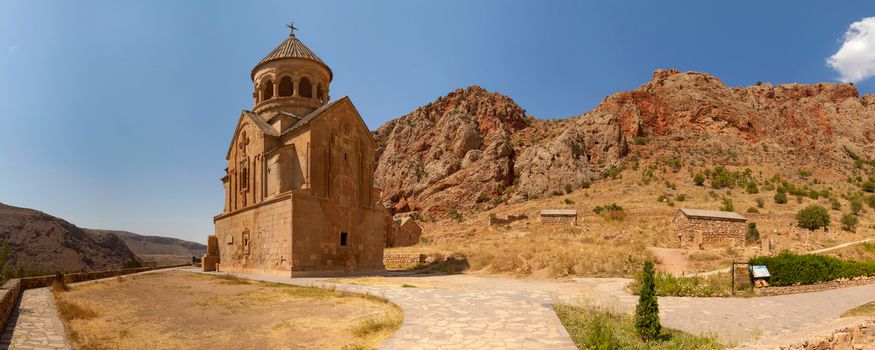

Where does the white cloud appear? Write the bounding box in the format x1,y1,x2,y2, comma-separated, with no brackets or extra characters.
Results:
6,45,18,55
827,17,875,83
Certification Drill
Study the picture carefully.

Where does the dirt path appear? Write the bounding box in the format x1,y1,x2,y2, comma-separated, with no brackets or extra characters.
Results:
647,246,689,276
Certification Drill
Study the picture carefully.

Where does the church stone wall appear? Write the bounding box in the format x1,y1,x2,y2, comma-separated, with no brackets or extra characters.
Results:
673,214,745,247
290,193,385,276
214,195,293,277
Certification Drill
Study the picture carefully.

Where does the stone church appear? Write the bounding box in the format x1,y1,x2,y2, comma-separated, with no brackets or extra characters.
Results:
204,27,390,277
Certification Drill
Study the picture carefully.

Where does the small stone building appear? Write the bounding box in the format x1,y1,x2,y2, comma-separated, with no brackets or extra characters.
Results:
539,209,578,225
673,208,746,247
386,217,422,248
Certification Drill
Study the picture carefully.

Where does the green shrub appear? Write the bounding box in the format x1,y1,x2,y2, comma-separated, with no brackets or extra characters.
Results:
719,197,734,212
863,180,875,193
746,207,759,214
633,136,649,145
798,169,812,178
580,179,591,189
122,259,143,269
795,204,830,230
447,208,464,222
745,181,759,194
774,190,788,204
749,252,875,286
564,198,575,205
676,194,686,202
634,261,661,341
756,197,765,208
564,183,573,194
476,193,489,203
841,214,859,232
746,223,760,244
593,204,625,221
693,172,705,186
830,198,842,210
866,195,875,209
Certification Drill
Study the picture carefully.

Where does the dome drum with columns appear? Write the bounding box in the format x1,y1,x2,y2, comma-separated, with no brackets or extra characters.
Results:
251,31,332,117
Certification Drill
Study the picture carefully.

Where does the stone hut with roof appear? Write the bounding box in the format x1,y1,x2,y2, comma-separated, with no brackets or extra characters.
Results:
673,208,747,248
386,217,421,248
207,26,389,277
540,209,578,225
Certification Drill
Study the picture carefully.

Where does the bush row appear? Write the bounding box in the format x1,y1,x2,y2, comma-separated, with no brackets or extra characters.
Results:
749,252,875,286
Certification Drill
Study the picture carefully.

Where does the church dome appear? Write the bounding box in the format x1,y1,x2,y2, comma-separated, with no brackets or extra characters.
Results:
251,33,332,81
251,24,332,116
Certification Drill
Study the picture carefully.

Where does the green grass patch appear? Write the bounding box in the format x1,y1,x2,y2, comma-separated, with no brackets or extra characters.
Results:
554,304,724,349
628,272,752,297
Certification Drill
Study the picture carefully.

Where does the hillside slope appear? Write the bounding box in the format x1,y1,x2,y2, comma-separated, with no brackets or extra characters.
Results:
374,70,875,216
84,229,205,257
0,202,137,272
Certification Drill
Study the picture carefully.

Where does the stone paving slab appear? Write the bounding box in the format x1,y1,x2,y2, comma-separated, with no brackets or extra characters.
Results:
193,270,577,350
0,287,70,350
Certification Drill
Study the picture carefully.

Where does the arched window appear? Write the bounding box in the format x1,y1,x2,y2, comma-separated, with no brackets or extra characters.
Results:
316,84,324,103
299,77,312,98
278,76,293,97
261,79,274,101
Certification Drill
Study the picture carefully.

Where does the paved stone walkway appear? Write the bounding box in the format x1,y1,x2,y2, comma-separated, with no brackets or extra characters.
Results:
195,270,577,349
0,287,70,350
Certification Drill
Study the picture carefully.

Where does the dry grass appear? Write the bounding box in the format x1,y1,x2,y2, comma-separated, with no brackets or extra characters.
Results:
395,163,874,278
842,301,875,317
54,270,402,350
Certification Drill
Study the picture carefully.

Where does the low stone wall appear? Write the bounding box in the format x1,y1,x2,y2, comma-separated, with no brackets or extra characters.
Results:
0,264,188,332
779,319,874,350
486,214,528,227
758,276,875,296
539,215,577,225
383,253,425,266
0,279,22,332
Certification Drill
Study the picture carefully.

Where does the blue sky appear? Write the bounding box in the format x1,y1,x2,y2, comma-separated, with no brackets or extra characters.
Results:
1,1,873,243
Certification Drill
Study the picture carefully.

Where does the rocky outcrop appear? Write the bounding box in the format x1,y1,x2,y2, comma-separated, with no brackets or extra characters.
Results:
596,69,875,167
512,112,627,201
375,86,528,215
374,86,628,215
374,70,875,216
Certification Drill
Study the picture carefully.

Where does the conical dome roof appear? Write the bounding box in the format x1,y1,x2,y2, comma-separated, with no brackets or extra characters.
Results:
251,34,332,80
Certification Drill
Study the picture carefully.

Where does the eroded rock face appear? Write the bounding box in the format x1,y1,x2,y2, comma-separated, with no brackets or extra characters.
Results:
375,86,526,215
374,87,628,215
374,70,875,216
511,112,628,202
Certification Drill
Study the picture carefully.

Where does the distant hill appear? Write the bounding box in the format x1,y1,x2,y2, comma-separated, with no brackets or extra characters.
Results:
85,229,207,260
0,202,137,272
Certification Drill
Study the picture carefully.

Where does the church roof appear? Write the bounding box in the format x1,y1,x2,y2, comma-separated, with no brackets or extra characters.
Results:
252,34,332,80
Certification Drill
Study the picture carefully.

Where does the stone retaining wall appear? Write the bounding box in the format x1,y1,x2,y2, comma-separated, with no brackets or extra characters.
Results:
383,253,425,266
757,276,875,296
779,319,874,350
539,215,577,225
486,214,528,227
0,279,21,332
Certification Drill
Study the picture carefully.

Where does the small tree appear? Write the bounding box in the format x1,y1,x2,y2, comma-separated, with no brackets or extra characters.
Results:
841,214,859,232
635,260,661,341
746,222,760,244
719,197,735,212
745,181,759,194
796,204,830,230
693,172,705,186
774,190,788,204
850,196,864,216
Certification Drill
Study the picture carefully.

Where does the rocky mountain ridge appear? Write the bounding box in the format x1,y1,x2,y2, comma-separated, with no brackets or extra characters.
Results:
374,69,875,216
